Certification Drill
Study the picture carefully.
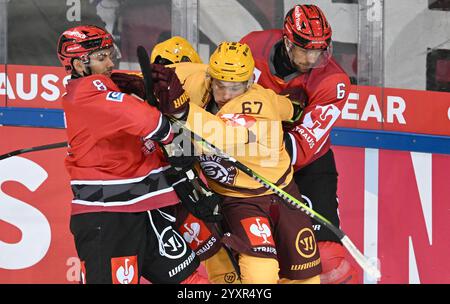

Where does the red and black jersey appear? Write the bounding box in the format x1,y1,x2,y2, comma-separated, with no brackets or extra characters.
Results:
63,74,178,214
241,29,350,169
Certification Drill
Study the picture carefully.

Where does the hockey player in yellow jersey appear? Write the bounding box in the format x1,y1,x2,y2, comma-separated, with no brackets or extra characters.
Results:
151,41,322,284
151,36,202,65
148,38,232,270
111,35,206,101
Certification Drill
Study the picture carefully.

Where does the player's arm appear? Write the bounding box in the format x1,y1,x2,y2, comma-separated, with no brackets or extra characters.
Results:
82,75,174,144
185,102,254,151
285,74,350,169
274,92,295,122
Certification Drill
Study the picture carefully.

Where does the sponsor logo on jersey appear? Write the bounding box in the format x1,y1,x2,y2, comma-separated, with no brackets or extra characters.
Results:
224,272,238,283
302,104,340,142
159,228,187,260
295,228,317,258
220,113,256,128
253,246,277,255
111,255,138,284
290,257,321,271
241,217,275,246
168,251,196,278
179,213,213,251
106,91,124,102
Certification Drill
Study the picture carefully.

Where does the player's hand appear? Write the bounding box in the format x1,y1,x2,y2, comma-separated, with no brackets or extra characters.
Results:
151,64,189,118
164,165,223,223
111,72,146,100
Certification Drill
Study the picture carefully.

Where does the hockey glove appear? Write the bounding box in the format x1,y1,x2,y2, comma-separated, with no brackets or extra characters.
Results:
165,165,223,223
163,128,198,167
280,87,308,129
111,72,146,100
151,64,190,118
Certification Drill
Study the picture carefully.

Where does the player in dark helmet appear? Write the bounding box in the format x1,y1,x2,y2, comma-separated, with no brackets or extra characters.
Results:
241,4,358,284
57,25,208,284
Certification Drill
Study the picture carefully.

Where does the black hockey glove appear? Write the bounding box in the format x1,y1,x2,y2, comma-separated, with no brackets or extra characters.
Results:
165,165,223,223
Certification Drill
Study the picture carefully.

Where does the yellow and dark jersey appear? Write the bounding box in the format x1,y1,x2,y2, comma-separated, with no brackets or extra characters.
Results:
183,80,294,198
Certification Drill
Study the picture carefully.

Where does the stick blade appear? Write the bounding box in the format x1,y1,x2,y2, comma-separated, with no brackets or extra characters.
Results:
341,236,381,280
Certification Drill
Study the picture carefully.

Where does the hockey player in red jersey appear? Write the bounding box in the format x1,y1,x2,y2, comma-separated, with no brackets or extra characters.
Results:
240,4,358,284
57,25,208,284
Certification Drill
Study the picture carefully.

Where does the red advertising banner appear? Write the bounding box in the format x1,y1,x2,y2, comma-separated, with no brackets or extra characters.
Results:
0,65,69,109
1,65,450,136
336,85,450,136
0,126,76,283
0,126,449,283
334,146,450,283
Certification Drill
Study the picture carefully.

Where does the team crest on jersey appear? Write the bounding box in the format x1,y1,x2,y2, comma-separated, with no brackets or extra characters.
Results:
198,154,237,185
220,113,256,128
106,91,125,102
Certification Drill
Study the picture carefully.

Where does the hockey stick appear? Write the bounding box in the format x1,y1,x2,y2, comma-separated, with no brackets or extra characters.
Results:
168,117,382,280
0,141,68,160
137,45,158,107
136,46,242,280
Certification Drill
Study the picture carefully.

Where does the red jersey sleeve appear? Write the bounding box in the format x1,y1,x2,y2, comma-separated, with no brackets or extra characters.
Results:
287,72,350,169
73,75,172,144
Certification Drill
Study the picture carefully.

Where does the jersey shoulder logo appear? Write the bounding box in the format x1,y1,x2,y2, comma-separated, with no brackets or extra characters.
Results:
106,91,124,102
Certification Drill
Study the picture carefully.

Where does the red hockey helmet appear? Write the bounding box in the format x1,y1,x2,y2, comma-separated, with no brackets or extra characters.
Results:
283,4,332,50
57,25,114,73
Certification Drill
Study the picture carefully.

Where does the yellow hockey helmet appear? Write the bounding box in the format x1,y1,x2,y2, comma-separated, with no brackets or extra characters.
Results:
150,36,202,64
208,42,254,82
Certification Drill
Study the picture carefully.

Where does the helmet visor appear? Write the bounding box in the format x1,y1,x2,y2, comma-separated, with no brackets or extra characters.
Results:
86,47,120,76
287,41,333,71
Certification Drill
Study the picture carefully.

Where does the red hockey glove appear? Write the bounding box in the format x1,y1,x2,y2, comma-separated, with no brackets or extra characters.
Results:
151,64,189,118
111,72,146,100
